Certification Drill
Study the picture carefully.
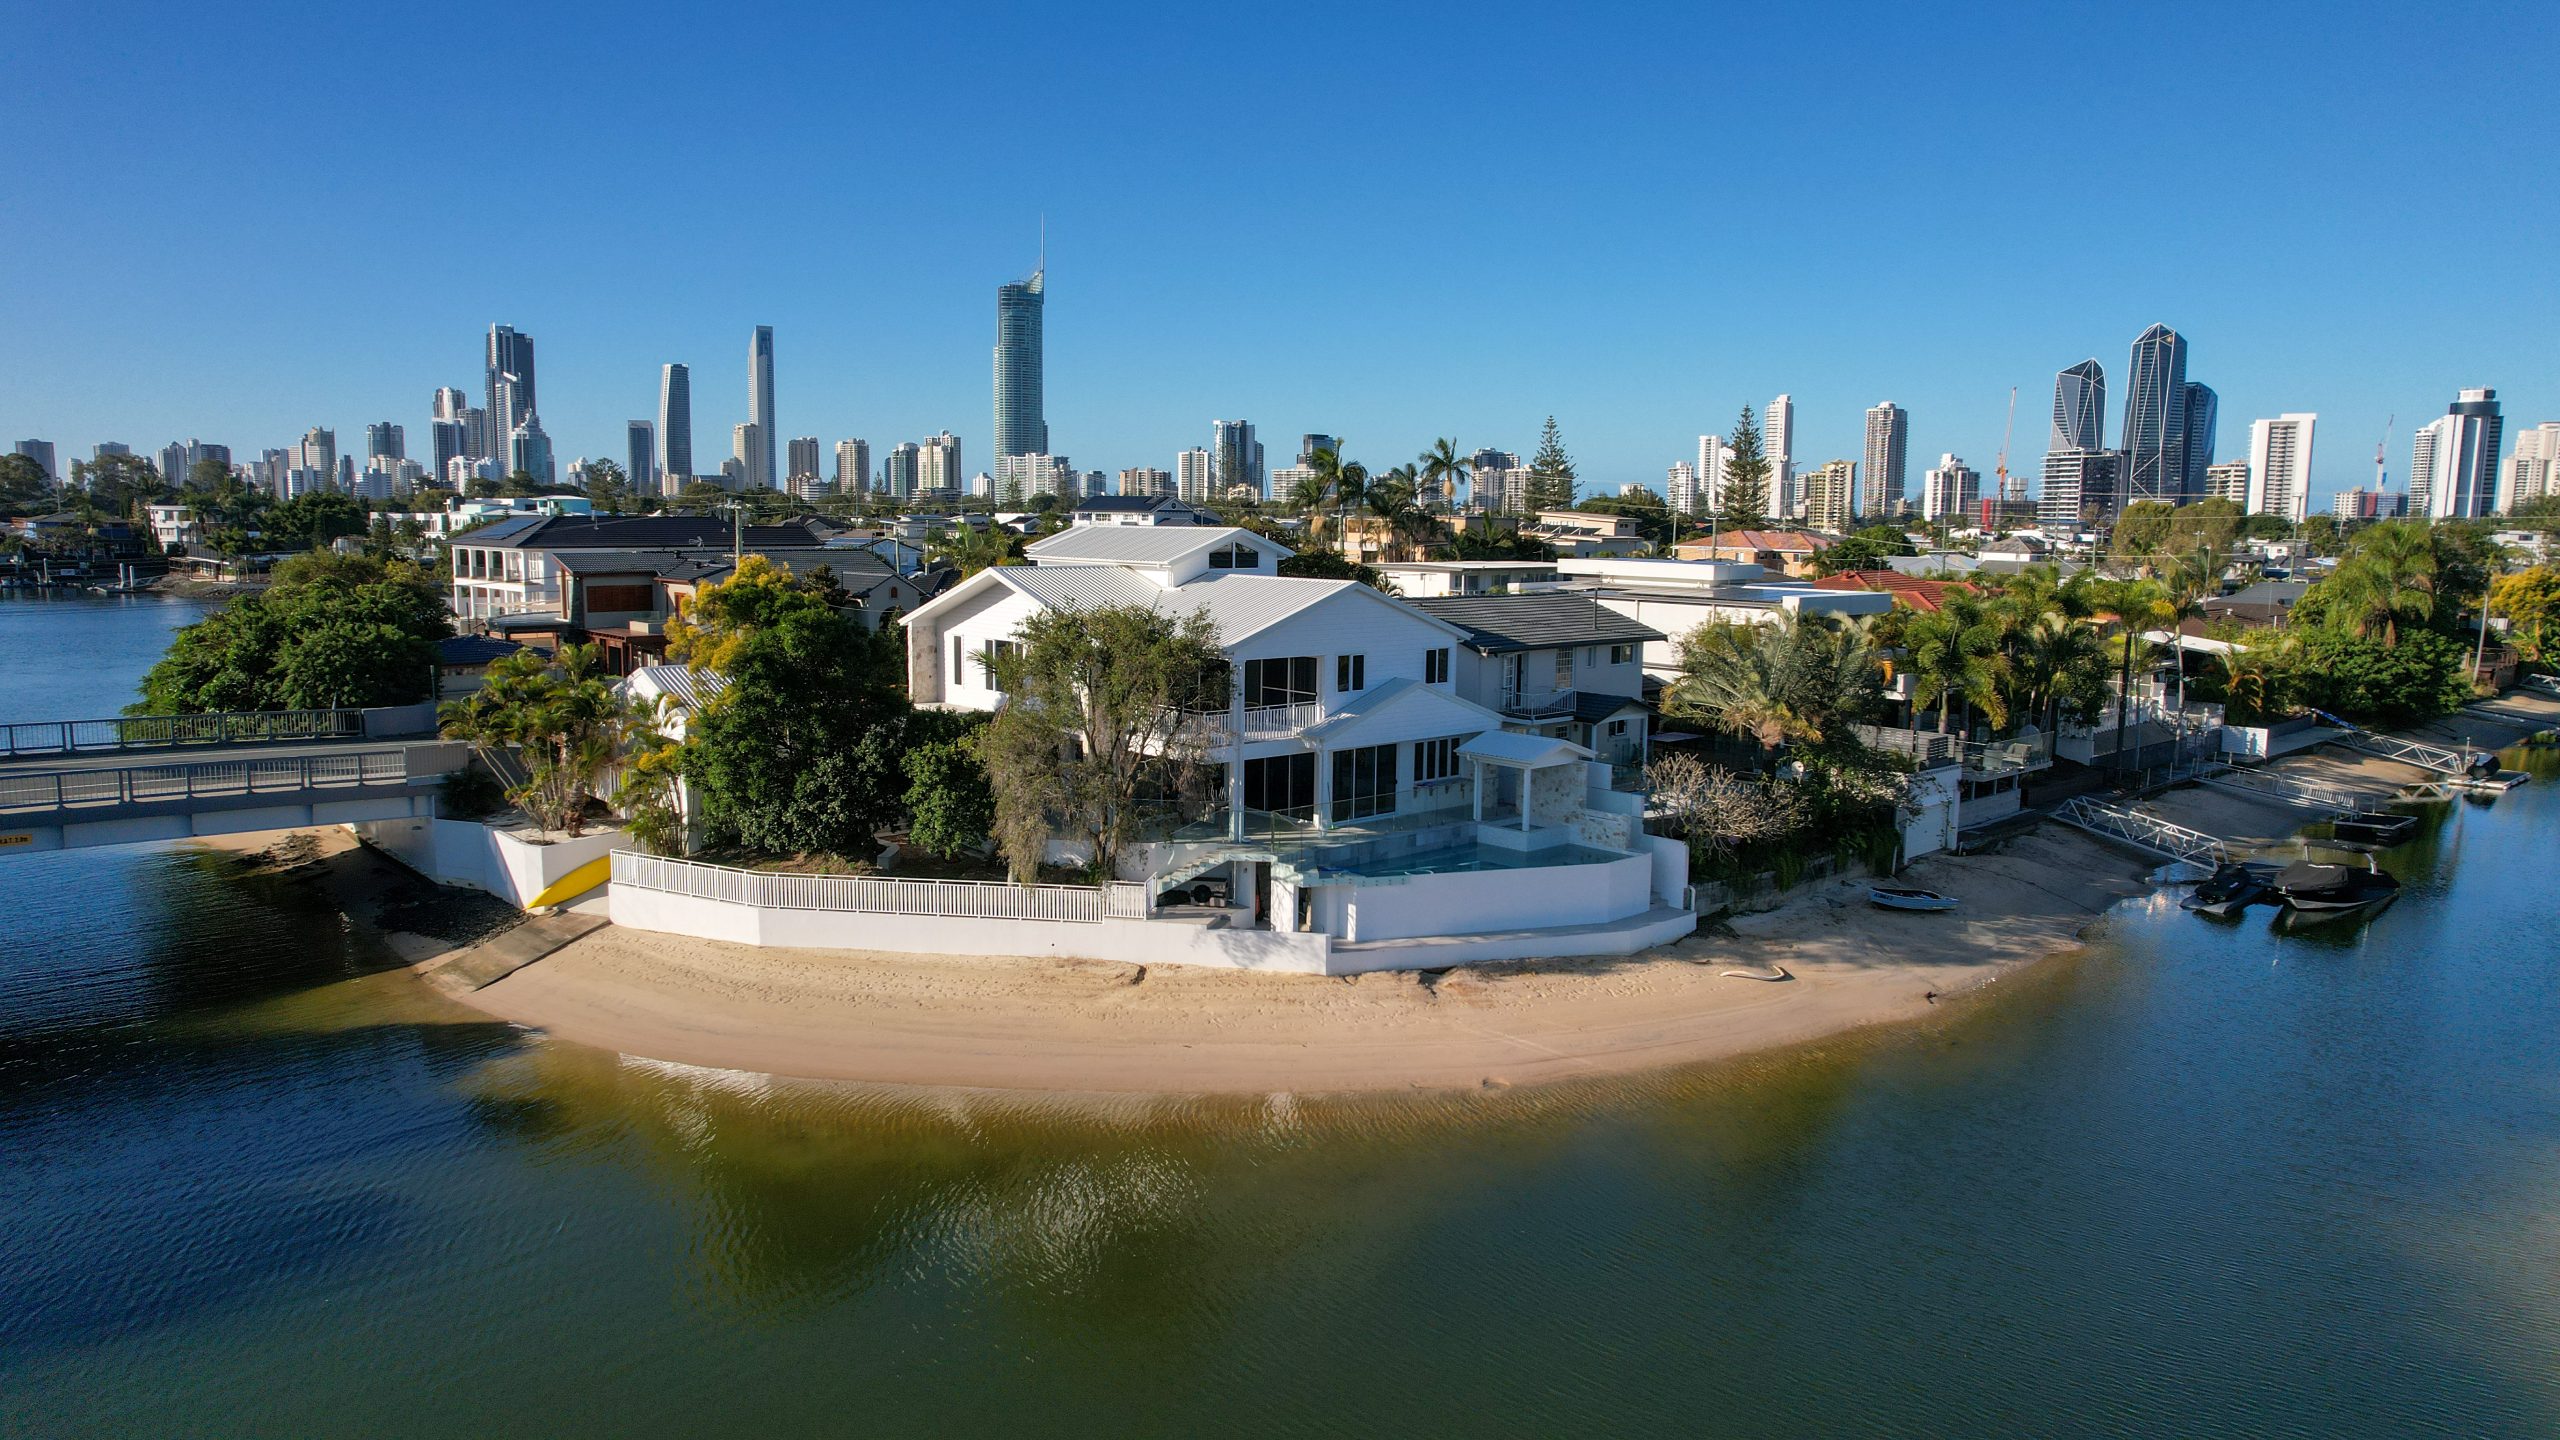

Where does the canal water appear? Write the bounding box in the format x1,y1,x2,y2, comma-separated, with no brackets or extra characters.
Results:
4,591,2557,1437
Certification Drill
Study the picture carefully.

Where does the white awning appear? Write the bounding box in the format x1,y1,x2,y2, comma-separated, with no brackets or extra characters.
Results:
1457,731,1593,769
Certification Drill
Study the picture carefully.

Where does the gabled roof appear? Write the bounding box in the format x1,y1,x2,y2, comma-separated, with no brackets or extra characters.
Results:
463,513,848,551
1458,731,1593,768
1569,691,1648,724
1679,529,1828,554
905,564,1470,650
1070,495,1211,518
1023,523,1293,567
1809,570,1976,613
1297,676,1506,745
624,664,729,711
1407,592,1664,654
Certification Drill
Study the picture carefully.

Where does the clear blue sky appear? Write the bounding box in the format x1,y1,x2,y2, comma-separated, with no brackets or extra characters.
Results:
4,1,2553,510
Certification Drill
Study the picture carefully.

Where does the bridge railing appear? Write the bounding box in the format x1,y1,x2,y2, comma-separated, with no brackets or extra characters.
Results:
0,749,414,815
2,708,368,758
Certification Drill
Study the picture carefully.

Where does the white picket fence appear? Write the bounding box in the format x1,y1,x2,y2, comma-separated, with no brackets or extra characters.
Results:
610,851,1147,924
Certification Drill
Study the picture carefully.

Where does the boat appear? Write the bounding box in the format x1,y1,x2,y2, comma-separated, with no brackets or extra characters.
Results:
1870,886,1959,912
2271,858,2400,916
2181,861,2280,917
2330,811,2417,846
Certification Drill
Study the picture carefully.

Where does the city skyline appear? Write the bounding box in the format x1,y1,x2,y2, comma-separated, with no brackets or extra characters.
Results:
3,5,2553,512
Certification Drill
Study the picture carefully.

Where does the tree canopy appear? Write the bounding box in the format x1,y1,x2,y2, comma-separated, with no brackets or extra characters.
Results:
135,554,449,714
1721,406,1770,528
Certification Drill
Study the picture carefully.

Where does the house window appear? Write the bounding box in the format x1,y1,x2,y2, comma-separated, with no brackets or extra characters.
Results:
1245,753,1315,816
1608,719,1629,737
1207,544,1261,570
1424,647,1450,684
1331,743,1399,821
1554,647,1575,688
980,638,1018,693
1414,735,1463,783
1336,653,1366,693
1243,656,1317,709
1609,643,1637,665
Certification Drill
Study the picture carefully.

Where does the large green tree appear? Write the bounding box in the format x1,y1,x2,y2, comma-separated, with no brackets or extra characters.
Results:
1721,406,1770,528
1664,615,1883,759
136,553,449,713
982,603,1226,883
1525,416,1577,512
2323,519,2436,647
669,555,910,857
439,644,642,835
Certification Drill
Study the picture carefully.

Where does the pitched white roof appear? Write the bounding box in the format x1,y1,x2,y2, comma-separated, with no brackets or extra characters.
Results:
1299,677,1505,745
904,560,1469,650
623,663,728,710
1022,524,1290,567
1458,731,1593,768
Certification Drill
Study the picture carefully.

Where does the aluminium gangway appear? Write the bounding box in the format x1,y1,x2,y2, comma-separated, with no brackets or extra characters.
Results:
2192,765,2373,816
2309,711,2478,776
2053,796,2233,868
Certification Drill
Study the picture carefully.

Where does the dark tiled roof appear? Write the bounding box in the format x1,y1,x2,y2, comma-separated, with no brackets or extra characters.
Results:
1571,691,1648,723
437,634,524,665
466,514,848,551
1408,593,1664,654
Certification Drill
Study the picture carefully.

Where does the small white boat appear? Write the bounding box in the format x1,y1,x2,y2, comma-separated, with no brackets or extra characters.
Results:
1870,886,1959,912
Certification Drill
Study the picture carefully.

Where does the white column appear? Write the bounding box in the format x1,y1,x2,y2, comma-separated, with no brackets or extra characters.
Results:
1472,760,1485,821
1227,677,1246,843
1312,746,1332,830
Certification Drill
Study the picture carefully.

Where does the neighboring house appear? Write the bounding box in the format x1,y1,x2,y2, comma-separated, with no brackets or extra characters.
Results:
145,504,199,550
14,512,86,545
434,633,524,700
1548,558,1894,683
1522,509,1648,557
1406,592,1660,770
1809,569,1978,613
2205,579,2309,628
1673,529,1829,575
1069,495,1218,526
1371,560,1560,597
897,523,1690,960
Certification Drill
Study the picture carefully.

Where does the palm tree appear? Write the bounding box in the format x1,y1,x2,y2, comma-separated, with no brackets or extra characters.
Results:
1901,593,2010,735
1665,616,1880,763
2326,519,2435,647
2084,577,2168,772
2009,612,2109,734
1419,438,1469,511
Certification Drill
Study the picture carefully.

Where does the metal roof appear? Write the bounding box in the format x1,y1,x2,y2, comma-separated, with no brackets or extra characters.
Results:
1457,731,1592,768
1023,524,1291,566
462,514,848,551
624,664,729,711
436,634,523,665
1407,593,1664,654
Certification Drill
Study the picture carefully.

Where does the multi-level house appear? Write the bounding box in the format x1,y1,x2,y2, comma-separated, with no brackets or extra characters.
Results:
1406,592,1660,772
900,524,1692,963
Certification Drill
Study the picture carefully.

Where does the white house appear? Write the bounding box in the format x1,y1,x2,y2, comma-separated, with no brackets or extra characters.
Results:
894,524,1693,968
1406,591,1660,772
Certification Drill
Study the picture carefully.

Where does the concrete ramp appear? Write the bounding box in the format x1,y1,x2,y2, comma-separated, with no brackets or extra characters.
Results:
419,912,607,992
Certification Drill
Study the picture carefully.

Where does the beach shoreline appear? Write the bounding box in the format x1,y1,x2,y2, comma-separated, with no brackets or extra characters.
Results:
240,689,2557,1099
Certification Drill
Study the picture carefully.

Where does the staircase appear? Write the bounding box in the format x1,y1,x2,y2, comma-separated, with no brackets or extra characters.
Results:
2054,796,2232,866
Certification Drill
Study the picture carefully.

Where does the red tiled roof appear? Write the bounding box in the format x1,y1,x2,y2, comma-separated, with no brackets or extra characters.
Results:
1809,570,1975,613
1677,530,1828,555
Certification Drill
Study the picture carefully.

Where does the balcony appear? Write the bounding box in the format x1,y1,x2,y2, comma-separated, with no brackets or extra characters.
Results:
1172,700,1328,748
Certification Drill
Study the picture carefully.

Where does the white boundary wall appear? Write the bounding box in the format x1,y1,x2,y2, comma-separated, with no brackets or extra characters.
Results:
353,817,625,907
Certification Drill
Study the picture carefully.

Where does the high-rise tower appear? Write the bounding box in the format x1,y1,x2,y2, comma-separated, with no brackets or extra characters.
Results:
1766,395,1796,515
2120,324,2189,506
2410,388,2504,520
2051,360,2105,451
1862,401,1908,518
994,263,1048,462
2181,382,2218,495
485,325,536,450
748,326,776,496
658,363,693,485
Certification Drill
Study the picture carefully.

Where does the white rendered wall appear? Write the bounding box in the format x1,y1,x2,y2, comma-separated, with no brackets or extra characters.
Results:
1335,851,1652,943
354,818,625,906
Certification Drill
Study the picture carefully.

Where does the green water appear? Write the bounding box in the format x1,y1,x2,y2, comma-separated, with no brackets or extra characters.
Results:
4,592,2558,1437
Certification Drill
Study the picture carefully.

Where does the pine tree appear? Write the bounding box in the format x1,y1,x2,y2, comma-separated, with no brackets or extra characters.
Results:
1722,405,1770,529
1526,415,1577,512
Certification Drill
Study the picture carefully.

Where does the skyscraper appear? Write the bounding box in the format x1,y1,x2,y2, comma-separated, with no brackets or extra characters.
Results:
787,436,821,482
2204,460,2252,507
1803,460,1856,533
366,422,404,461
626,421,656,495
884,442,922,498
2039,449,2119,529
658,363,692,484
748,326,776,495
2181,382,2218,493
1298,434,1339,466
1922,454,1980,523
157,443,189,487
1766,395,1796,515
2051,360,2106,451
2410,388,2504,520
1175,448,1214,504
1694,436,1730,514
2120,324,2189,505
485,325,536,450
732,422,767,491
919,432,964,494
1119,467,1173,498
1862,402,1908,518
509,415,554,484
1665,461,1702,516
13,439,56,480
2245,414,2316,522
293,427,336,483
2501,422,2560,512
430,419,468,477
994,266,1048,462
835,439,871,494
1212,420,1264,498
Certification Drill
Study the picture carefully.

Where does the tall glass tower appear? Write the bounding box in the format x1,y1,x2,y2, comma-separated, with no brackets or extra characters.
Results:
658,363,692,484
2181,382,2218,497
2120,324,2188,506
485,324,536,450
748,326,776,496
994,267,1047,461
2050,360,2105,452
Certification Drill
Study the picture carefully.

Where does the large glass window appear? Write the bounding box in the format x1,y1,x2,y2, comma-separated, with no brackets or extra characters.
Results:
1207,544,1261,570
1336,653,1365,694
1243,656,1317,709
1414,735,1463,783
1245,753,1315,816
1331,743,1399,821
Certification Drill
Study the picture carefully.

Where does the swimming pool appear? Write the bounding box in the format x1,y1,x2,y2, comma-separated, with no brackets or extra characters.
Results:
1316,841,1630,879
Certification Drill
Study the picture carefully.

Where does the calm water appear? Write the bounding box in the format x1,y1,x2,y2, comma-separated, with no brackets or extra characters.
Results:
4,591,2558,1437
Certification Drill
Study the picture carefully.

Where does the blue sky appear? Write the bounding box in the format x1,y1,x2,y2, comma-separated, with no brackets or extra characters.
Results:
3,1,2554,510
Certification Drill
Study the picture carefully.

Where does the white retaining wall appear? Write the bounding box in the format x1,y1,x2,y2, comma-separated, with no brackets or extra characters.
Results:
353,817,625,907
1327,851,1654,943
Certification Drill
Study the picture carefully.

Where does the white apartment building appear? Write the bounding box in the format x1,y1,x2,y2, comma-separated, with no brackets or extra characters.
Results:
1665,460,1702,515
2246,413,2317,522
1695,435,1731,513
1921,453,1980,523
2501,422,2560,512
1175,447,1214,504
2204,460,2252,507
1766,395,1796,516
1803,459,1855,533
2411,388,2503,519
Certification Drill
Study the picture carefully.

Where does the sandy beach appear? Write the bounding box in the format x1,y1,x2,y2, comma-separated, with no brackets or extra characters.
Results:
260,688,2556,1098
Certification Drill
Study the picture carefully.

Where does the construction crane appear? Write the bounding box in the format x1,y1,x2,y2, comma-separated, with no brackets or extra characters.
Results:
1985,385,2018,530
